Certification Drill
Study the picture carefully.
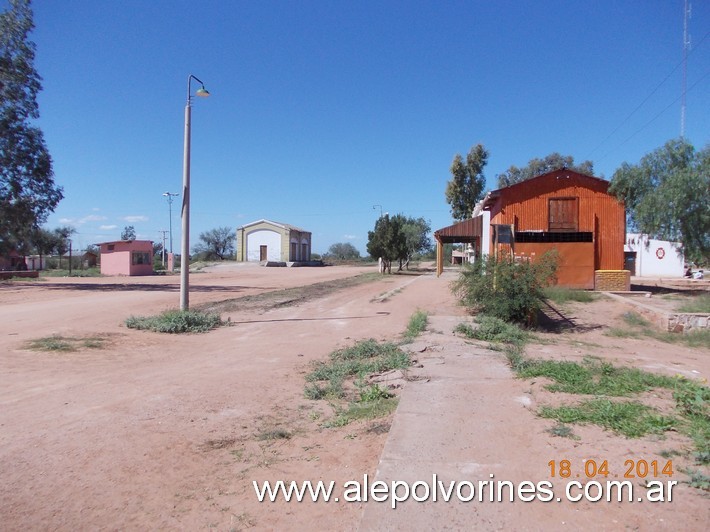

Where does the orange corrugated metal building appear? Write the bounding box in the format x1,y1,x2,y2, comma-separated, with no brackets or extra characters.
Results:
435,169,626,288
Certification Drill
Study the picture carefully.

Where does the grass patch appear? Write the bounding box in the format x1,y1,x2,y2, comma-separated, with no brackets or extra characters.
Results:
603,310,710,349
517,357,677,396
305,339,410,400
678,293,710,314
305,339,410,427
326,396,399,428
41,268,102,277
26,334,109,352
454,316,529,370
125,309,224,333
404,310,428,340
546,423,579,440
454,315,528,345
604,327,642,338
544,286,595,304
515,355,709,469
684,469,710,491
257,428,292,441
621,311,650,328
540,399,675,438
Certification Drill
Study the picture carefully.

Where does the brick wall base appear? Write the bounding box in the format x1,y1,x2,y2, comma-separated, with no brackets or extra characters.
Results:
595,270,630,291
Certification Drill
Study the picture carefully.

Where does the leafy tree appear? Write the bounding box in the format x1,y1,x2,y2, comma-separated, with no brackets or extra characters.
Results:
0,0,63,254
326,242,360,261
29,226,56,269
121,225,136,241
400,216,432,269
445,144,488,221
193,226,234,260
367,214,407,274
496,153,594,188
53,225,74,269
367,214,430,273
609,138,709,265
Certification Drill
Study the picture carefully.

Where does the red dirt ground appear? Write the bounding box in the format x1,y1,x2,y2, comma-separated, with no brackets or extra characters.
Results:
0,263,708,530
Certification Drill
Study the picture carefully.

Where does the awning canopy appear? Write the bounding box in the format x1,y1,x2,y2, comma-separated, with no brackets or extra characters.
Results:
433,216,482,244
433,216,484,276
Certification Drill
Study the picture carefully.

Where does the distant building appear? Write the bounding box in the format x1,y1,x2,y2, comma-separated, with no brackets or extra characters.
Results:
0,250,25,271
97,240,153,276
434,169,627,290
624,234,684,277
236,219,312,263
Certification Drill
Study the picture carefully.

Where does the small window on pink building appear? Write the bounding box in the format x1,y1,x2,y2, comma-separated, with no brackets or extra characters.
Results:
131,252,150,265
107,244,115,251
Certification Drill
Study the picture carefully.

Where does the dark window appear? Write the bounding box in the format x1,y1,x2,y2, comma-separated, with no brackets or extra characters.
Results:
107,244,115,251
548,198,579,232
131,252,150,265
515,231,593,243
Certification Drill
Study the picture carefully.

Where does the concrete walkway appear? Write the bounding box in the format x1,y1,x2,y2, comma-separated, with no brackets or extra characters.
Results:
359,314,551,530
357,311,688,530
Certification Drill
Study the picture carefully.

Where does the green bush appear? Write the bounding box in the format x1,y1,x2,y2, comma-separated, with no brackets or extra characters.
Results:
454,316,528,345
125,310,224,333
451,251,558,324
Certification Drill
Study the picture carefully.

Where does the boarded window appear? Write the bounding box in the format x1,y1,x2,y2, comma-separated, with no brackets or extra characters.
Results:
548,198,578,232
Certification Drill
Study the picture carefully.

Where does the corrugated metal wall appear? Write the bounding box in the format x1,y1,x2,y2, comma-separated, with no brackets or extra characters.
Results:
488,171,625,270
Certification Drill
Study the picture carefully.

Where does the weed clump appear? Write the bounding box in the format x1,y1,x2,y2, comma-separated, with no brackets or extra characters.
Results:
543,286,595,304
404,310,428,340
540,399,675,438
305,339,410,427
125,310,224,333
454,315,528,345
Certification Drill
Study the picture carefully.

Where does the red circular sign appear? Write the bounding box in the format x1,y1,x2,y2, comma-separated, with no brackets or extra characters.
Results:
656,248,665,259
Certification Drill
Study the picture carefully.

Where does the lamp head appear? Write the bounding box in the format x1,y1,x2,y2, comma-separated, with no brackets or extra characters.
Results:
195,86,210,98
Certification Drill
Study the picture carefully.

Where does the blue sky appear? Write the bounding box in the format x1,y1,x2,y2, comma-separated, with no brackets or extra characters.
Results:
18,0,710,254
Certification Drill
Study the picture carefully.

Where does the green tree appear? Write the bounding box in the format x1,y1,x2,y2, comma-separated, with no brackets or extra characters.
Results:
496,153,594,188
400,216,432,269
53,225,74,269
609,138,710,265
29,226,56,269
326,242,360,261
445,144,488,221
121,225,136,241
193,226,234,260
0,0,63,254
367,214,407,274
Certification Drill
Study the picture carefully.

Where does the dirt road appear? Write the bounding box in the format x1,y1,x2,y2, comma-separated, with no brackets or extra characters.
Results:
0,264,461,530
1,264,708,530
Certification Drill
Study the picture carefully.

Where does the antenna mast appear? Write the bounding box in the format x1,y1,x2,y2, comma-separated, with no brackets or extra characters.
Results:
681,0,691,138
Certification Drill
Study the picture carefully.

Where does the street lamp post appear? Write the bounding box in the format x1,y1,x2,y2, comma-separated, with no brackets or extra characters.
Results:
180,74,210,311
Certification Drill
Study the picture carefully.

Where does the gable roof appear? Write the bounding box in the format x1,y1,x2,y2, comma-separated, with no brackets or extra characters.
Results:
239,219,310,233
481,169,609,210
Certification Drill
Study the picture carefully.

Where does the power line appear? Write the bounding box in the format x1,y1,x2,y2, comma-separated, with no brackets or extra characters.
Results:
585,28,710,161
597,68,710,164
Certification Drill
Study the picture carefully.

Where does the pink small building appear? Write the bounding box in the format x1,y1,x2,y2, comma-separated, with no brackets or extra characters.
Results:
98,240,154,276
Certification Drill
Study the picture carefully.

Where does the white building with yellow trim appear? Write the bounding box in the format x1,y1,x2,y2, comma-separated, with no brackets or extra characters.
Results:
236,219,312,263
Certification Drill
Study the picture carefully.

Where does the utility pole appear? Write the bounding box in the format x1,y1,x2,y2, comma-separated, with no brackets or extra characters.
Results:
158,230,169,267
